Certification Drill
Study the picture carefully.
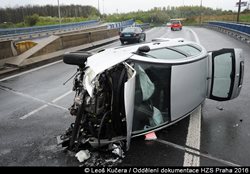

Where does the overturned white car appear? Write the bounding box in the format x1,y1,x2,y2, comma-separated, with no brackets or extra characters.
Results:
59,38,244,152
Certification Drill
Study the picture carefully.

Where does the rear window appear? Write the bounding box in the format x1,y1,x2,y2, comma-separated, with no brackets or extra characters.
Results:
122,27,138,32
143,48,186,60
172,21,180,24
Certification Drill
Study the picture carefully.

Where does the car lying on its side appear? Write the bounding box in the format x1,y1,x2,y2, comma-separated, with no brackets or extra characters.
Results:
119,26,146,44
59,38,244,152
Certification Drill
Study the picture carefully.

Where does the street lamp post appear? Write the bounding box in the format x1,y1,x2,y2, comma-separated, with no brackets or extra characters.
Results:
58,0,61,30
237,0,242,23
199,0,203,25
103,0,104,14
98,0,100,14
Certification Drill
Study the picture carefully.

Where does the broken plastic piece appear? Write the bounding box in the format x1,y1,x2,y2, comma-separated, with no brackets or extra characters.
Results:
145,132,157,140
111,144,125,158
75,150,90,162
105,157,119,163
233,124,239,128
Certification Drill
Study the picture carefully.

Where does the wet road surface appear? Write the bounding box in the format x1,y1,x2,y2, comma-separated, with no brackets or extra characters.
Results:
0,26,249,166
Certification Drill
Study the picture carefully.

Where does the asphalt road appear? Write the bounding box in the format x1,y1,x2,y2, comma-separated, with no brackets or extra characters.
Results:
0,26,249,166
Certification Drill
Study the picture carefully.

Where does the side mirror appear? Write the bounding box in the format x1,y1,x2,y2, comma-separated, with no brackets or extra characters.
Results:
136,46,150,54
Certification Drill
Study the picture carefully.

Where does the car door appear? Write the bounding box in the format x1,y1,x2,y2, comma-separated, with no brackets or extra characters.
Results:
207,48,244,101
124,62,136,150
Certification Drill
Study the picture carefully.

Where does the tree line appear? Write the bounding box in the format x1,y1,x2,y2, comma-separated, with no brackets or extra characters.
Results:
104,6,234,24
0,4,239,27
0,5,100,24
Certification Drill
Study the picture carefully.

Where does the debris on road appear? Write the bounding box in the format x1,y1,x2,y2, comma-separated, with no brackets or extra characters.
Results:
233,124,239,128
72,142,125,166
105,157,119,163
145,132,157,140
75,150,90,162
110,144,125,158
82,151,123,167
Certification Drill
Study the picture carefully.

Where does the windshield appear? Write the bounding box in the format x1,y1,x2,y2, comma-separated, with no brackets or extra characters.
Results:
172,21,180,24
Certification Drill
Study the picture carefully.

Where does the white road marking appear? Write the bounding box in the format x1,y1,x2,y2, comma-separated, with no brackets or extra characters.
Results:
52,90,72,103
19,90,72,120
20,105,48,120
186,27,201,44
155,138,240,167
183,106,201,166
0,85,69,118
179,27,202,167
0,60,63,82
161,27,171,38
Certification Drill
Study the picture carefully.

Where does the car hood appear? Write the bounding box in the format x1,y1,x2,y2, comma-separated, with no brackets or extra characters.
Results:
84,49,133,96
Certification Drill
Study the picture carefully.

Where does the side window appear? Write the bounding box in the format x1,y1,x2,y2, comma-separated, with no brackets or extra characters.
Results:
212,53,233,98
173,45,201,56
208,48,244,101
145,48,186,60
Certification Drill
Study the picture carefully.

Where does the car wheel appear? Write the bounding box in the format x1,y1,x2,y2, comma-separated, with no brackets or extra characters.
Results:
171,28,173,31
121,41,124,45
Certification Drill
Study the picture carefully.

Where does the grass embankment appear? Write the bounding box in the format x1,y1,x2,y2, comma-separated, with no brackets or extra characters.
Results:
0,16,98,28
184,13,250,25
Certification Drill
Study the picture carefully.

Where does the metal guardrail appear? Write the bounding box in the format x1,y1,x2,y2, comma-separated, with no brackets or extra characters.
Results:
0,19,150,42
107,19,150,31
0,20,99,37
206,21,250,44
208,21,250,35
107,19,135,30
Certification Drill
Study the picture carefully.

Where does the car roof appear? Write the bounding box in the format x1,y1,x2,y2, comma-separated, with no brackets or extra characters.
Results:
171,21,181,23
86,38,207,76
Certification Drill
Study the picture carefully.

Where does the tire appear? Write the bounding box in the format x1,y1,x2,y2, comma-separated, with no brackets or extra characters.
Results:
69,102,85,150
121,41,124,45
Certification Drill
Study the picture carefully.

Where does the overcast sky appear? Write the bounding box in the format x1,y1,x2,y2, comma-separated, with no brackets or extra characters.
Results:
1,0,249,14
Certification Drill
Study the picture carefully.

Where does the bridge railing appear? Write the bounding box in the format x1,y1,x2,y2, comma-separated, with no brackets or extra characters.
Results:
107,19,150,31
107,19,135,30
206,21,250,43
0,20,99,37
